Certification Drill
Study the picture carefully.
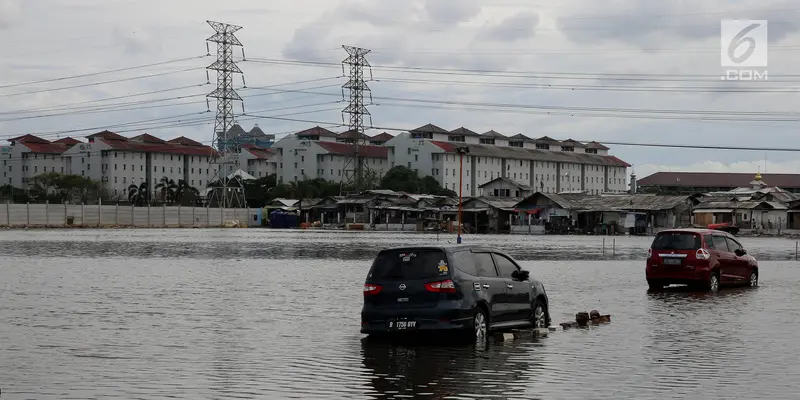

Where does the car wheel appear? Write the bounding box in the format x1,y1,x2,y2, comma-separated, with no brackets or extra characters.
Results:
472,308,489,343
707,272,720,292
647,279,664,291
749,270,758,287
531,299,547,328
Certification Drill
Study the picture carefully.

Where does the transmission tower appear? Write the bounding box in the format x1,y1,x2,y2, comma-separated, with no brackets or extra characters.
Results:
339,45,374,194
205,20,247,209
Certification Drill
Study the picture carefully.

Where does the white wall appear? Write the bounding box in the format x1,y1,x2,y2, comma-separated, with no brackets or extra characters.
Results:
240,150,276,178
506,158,530,186
473,155,503,189
532,161,558,193
584,164,606,194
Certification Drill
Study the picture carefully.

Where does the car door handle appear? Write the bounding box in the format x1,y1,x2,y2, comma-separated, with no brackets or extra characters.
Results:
507,284,514,289
482,284,490,288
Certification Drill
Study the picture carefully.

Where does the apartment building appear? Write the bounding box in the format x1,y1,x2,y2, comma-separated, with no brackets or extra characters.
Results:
62,131,220,200
4,135,80,187
5,131,220,201
272,126,391,183
386,124,631,197
240,144,277,178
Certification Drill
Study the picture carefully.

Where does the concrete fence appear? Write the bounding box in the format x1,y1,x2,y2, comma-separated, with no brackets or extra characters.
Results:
0,202,263,228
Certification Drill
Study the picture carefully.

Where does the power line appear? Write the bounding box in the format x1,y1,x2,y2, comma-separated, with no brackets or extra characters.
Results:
374,76,800,94
244,86,800,122
0,85,206,116
0,56,206,90
0,77,343,118
246,57,800,83
0,67,203,98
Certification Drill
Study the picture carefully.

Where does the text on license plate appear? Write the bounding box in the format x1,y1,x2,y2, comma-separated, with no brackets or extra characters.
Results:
389,320,417,330
662,258,682,265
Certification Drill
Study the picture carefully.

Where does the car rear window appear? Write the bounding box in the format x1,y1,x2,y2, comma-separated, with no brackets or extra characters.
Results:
651,232,701,250
368,249,450,281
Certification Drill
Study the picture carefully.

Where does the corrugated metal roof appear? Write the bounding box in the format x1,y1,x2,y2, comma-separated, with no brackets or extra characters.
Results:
639,172,800,189
520,192,690,212
478,177,533,190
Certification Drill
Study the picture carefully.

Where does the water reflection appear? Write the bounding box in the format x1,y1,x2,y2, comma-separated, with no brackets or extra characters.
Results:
361,337,546,399
0,229,797,261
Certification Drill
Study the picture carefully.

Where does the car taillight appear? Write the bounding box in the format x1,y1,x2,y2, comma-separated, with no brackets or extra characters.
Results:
424,280,457,293
647,248,652,258
696,248,711,260
363,283,382,295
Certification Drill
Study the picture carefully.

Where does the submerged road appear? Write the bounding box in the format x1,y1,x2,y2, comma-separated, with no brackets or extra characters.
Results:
0,230,798,399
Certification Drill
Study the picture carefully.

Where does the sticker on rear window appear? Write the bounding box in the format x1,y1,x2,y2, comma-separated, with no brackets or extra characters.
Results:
437,260,449,275
400,252,417,262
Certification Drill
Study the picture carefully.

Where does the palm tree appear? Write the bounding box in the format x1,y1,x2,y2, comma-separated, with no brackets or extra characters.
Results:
128,182,148,206
174,179,200,205
155,176,178,204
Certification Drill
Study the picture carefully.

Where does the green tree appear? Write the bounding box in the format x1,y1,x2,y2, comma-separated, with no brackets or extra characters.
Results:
155,176,177,203
52,174,105,204
379,166,454,196
174,179,199,206
243,174,277,207
128,182,149,206
27,172,62,202
380,166,421,193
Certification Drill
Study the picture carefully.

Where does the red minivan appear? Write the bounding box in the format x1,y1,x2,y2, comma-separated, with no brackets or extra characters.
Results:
645,228,759,291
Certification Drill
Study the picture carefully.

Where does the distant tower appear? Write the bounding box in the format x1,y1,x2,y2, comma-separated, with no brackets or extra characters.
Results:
339,45,374,194
205,20,247,208
629,167,637,194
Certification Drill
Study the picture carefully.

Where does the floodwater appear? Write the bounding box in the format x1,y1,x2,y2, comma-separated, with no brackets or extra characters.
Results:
1,230,799,399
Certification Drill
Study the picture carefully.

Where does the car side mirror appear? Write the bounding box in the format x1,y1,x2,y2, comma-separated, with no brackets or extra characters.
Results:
735,248,746,257
513,270,530,281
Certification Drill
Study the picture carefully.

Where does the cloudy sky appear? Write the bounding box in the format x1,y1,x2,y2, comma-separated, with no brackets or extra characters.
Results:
1,0,799,179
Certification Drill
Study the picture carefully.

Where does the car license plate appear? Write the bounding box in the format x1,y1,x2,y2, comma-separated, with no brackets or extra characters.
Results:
663,258,682,265
388,320,417,330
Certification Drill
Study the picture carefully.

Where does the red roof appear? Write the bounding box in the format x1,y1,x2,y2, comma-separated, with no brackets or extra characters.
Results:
130,133,166,144
86,130,127,141
316,141,388,159
604,155,632,167
167,136,204,147
8,134,73,154
337,130,370,140
53,137,81,145
8,134,50,144
243,147,273,160
22,143,73,154
99,139,218,157
638,172,800,189
370,132,394,142
297,126,338,138
431,141,457,152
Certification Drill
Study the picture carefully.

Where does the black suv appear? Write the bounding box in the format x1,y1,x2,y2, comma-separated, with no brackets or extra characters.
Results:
360,245,550,340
